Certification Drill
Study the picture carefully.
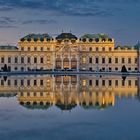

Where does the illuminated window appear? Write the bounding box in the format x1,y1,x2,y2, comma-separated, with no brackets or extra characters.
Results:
82,80,86,86
82,57,86,63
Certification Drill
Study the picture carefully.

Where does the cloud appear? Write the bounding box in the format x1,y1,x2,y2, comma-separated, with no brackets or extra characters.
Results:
22,19,57,25
0,0,138,17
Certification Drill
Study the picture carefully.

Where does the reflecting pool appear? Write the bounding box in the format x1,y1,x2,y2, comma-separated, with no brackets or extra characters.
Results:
0,75,140,140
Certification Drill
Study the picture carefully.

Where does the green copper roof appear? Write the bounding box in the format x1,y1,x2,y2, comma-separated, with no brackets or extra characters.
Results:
20,33,53,41
0,45,18,50
81,33,110,39
115,45,133,50
56,33,77,40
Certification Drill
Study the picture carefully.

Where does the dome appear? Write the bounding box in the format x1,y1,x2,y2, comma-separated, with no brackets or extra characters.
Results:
56,33,77,40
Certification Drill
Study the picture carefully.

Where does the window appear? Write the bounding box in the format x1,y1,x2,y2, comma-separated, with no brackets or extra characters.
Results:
96,47,99,51
109,80,112,86
115,67,118,71
1,57,4,63
128,67,131,71
108,58,112,63
109,67,112,71
122,58,125,63
82,80,86,86
27,92,30,96
21,47,24,51
102,80,105,86
8,57,11,63
102,47,105,51
34,92,36,96
95,80,99,86
40,57,44,63
122,80,125,86
21,92,23,96
8,80,11,86
28,47,30,51
1,80,4,86
34,47,37,51
82,57,86,63
41,47,43,51
135,68,138,71
128,58,131,64
40,80,43,86
21,57,24,63
102,58,105,64
27,57,30,63
109,47,112,51
15,57,18,63
89,80,92,86
21,80,24,86
40,92,43,96
34,57,37,63
135,80,138,86
96,58,99,64
34,80,37,86
128,80,131,86
15,67,18,70
14,80,17,86
89,58,92,63
135,58,137,64
21,67,24,71
115,80,118,86
115,58,118,63
89,47,92,51
27,80,30,86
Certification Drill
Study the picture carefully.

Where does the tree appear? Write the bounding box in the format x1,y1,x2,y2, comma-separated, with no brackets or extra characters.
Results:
121,65,127,72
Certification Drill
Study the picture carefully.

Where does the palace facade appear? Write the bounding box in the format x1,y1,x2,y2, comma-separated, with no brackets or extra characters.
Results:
0,32,140,72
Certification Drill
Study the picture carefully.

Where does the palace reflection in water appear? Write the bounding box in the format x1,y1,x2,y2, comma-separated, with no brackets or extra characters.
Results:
0,75,139,111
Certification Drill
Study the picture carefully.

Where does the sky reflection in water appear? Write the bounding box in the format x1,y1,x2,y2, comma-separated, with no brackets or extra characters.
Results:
0,75,140,140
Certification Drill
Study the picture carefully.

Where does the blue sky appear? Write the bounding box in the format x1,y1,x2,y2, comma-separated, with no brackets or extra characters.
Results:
0,0,140,46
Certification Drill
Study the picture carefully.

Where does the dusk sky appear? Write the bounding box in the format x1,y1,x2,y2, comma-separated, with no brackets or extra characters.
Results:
0,0,140,46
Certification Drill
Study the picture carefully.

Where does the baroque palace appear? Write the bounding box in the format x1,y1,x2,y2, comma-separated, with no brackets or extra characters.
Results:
0,32,140,72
